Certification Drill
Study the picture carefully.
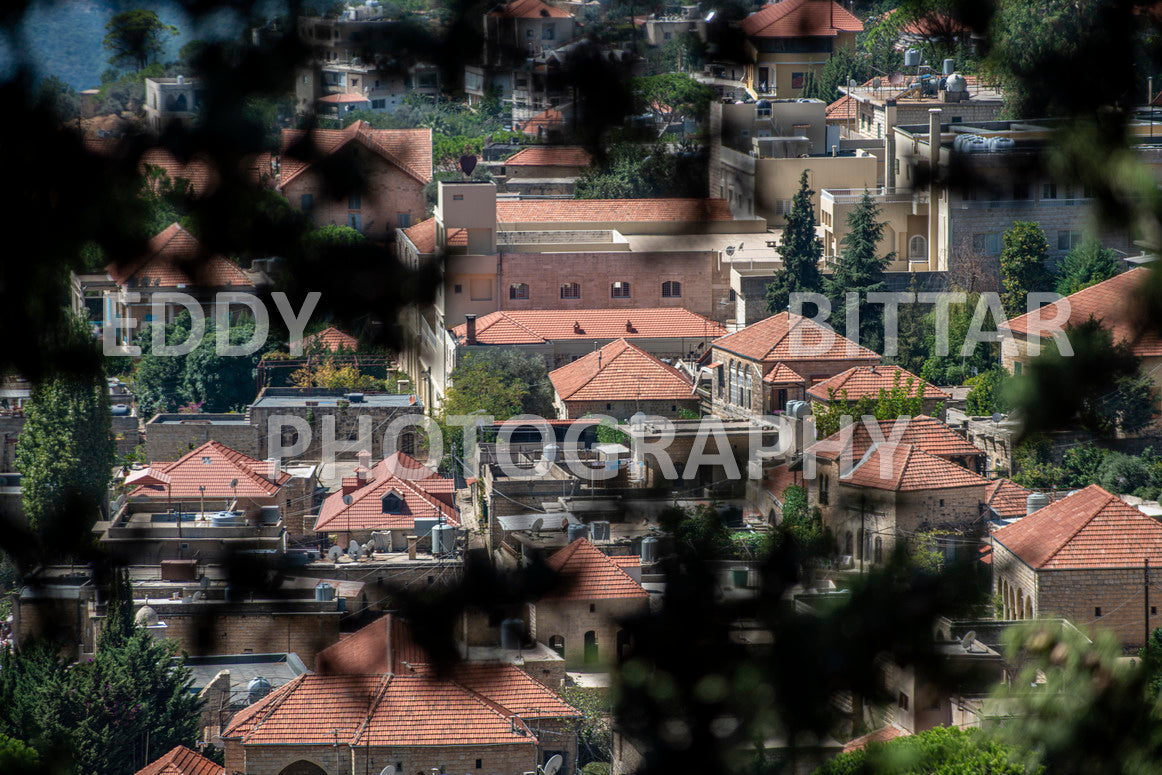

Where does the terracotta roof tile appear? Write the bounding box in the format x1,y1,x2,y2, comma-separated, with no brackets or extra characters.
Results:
318,93,371,104
517,106,566,136
400,217,466,254
84,138,221,196
305,326,359,352
763,362,805,385
842,724,907,753
452,308,726,346
497,198,733,224
543,538,649,600
826,94,857,121
489,0,572,19
609,555,641,568
806,365,949,403
107,223,252,289
317,613,427,675
135,746,223,775
843,443,988,492
550,339,693,402
503,145,592,167
1006,269,1162,357
130,440,290,500
278,121,432,189
713,311,879,363
314,452,459,532
741,0,863,38
807,415,982,463
992,485,1162,569
438,662,579,719
985,478,1033,520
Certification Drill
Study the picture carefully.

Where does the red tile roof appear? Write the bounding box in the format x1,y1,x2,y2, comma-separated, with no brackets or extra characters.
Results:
609,555,641,568
1005,269,1162,357
451,308,726,346
85,138,220,196
497,198,733,224
842,724,907,753
318,93,371,104
129,440,290,500
317,613,428,675
517,106,567,136
504,145,592,167
741,0,863,38
843,443,988,492
550,339,693,402
992,484,1162,569
135,746,223,775
826,94,857,121
806,365,949,403
278,121,432,188
489,0,573,18
764,463,802,499
713,311,880,363
304,326,359,352
807,415,982,463
434,662,579,719
985,478,1033,520
543,538,649,600
763,362,805,385
314,452,458,532
400,216,466,254
107,223,252,289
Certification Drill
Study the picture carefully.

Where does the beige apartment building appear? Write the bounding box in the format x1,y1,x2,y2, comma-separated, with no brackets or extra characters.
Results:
739,0,862,99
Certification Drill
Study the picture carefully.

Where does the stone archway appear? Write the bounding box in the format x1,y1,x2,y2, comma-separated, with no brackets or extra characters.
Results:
278,761,327,775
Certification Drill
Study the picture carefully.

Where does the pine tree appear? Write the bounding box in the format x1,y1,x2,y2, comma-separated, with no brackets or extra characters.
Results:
1000,221,1052,317
99,567,135,650
825,192,894,352
765,171,823,314
1055,238,1121,296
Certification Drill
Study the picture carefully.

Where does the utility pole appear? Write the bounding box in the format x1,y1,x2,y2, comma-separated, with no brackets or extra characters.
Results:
1146,557,1151,655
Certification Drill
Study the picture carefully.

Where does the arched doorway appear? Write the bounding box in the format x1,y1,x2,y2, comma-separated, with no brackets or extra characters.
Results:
549,634,565,657
583,630,598,664
278,761,327,775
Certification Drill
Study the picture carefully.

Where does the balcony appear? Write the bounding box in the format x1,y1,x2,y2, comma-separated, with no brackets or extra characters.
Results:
822,188,928,205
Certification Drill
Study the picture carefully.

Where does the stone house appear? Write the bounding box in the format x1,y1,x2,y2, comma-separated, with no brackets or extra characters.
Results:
144,76,203,132
136,745,223,775
261,121,432,239
496,145,592,196
530,538,650,668
222,613,580,775
991,484,1162,648
707,311,881,419
805,364,950,419
740,0,862,99
548,338,699,420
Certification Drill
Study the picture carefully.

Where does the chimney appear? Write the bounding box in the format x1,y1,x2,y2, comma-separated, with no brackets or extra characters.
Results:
464,314,477,345
407,535,418,560
357,449,372,470
340,476,360,495
355,467,369,485
266,458,280,479
625,319,633,333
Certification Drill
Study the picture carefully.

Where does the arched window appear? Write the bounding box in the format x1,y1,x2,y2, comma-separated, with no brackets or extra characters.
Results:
560,282,581,299
549,634,564,656
874,537,883,563
909,234,927,260
278,762,327,775
844,531,853,556
661,281,682,298
610,281,631,298
584,630,599,664
509,282,529,300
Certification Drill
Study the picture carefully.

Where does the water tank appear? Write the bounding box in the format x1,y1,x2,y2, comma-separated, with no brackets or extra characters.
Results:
904,48,921,67
942,58,956,76
543,444,560,463
134,604,159,627
641,536,658,564
247,676,271,704
500,618,524,650
315,582,335,601
591,521,611,541
370,530,393,551
945,72,967,93
432,523,456,555
210,511,238,527
1026,492,1051,515
786,400,811,419
953,134,987,153
567,523,589,543
988,136,1016,151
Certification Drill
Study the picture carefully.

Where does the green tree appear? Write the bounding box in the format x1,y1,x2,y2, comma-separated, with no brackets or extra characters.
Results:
36,75,79,120
561,686,612,766
16,319,115,537
99,567,135,650
826,192,894,352
632,73,715,134
802,42,869,104
575,143,706,200
1056,239,1121,296
103,10,177,72
442,350,553,420
766,171,824,313
0,733,39,775
812,373,936,438
1000,221,1053,317
133,316,191,416
180,319,264,412
659,504,733,553
965,367,1012,415
816,724,1037,774
780,485,827,556
918,293,999,386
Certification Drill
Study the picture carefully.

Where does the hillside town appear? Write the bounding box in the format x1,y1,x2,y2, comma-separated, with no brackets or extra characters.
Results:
5,0,1162,773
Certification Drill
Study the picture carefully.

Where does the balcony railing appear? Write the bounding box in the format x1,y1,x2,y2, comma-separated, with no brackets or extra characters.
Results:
822,188,928,205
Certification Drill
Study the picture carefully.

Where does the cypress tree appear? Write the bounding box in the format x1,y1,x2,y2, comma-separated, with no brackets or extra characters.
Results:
825,192,893,352
765,170,824,314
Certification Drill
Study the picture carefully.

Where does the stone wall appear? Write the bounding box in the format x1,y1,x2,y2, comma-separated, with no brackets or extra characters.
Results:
232,739,538,775
146,604,342,667
559,397,700,421
1037,566,1159,649
529,597,649,668
145,415,261,462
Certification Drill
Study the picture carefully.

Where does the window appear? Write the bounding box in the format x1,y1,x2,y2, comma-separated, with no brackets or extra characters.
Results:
874,537,883,563
1095,607,1103,617
381,492,404,514
898,692,910,711
939,498,945,507
453,284,462,294
396,212,411,228
527,27,534,37
1014,361,1022,375
661,280,682,298
300,193,314,212
611,281,631,298
776,388,788,409
543,23,555,40
972,233,1001,254
347,213,361,230
663,31,672,40
791,72,806,89
1042,182,1058,200
908,234,927,260
509,282,529,300
348,194,361,210
560,282,581,299
475,761,482,770
371,99,385,110
589,603,596,613
1058,230,1083,251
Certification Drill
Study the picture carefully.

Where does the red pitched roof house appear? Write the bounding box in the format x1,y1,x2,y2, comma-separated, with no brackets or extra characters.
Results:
264,121,432,237
135,745,223,775
741,0,863,97
708,311,880,416
806,364,950,419
222,614,579,775
991,485,1162,645
303,325,360,353
822,442,989,568
529,538,649,667
548,338,698,419
314,452,458,543
984,478,1035,522
503,145,592,169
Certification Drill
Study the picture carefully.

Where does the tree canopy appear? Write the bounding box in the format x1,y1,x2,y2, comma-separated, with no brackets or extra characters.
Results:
826,192,894,352
442,349,554,420
103,10,177,72
1000,221,1053,317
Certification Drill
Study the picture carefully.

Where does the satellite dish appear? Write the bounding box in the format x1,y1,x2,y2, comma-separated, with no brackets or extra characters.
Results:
348,540,361,556
459,154,477,175
229,478,238,489
531,517,544,534
343,494,354,506
380,767,397,775
961,631,977,651
991,412,1003,423
560,517,570,531
543,754,564,775
724,245,736,256
328,545,343,562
